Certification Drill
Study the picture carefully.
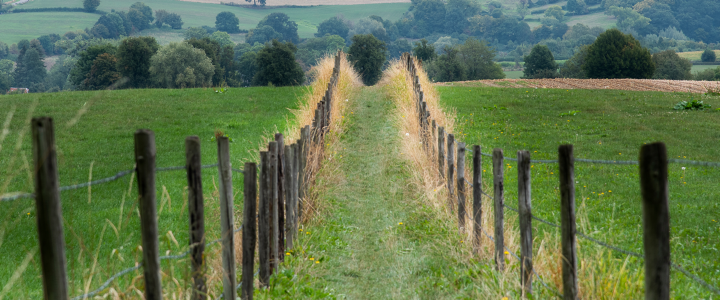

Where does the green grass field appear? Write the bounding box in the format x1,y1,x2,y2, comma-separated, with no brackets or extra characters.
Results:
0,86,302,297
1,0,410,44
439,86,720,297
679,50,720,61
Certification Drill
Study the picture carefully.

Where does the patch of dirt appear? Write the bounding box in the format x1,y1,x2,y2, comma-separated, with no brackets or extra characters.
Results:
179,0,410,6
435,78,720,94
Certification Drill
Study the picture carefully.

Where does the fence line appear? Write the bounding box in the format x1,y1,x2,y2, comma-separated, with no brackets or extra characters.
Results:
402,52,720,298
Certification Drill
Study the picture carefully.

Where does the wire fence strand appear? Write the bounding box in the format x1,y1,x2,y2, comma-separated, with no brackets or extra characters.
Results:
470,149,720,167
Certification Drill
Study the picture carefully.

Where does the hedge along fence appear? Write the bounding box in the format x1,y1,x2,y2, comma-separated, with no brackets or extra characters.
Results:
9,52,355,300
395,52,720,299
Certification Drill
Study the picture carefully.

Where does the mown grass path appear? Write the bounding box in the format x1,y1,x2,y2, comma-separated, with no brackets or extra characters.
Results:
285,86,485,299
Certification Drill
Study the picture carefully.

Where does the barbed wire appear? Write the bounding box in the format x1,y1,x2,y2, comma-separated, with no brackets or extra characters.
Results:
71,226,244,300
1,164,245,202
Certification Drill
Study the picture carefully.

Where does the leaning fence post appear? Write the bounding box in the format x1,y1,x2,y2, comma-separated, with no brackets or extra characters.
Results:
447,134,455,211
492,148,505,271
457,142,467,233
640,142,670,300
518,150,533,297
31,117,69,300
217,136,236,300
438,127,445,179
268,141,279,272
186,136,206,300
134,129,162,299
299,126,309,221
472,145,482,254
241,162,257,300
258,151,271,287
275,134,285,261
559,144,578,300
284,144,295,250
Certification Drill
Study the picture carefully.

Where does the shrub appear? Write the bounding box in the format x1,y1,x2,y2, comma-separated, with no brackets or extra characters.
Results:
652,50,691,80
693,67,720,81
523,44,558,78
583,29,655,79
701,49,717,62
348,34,387,85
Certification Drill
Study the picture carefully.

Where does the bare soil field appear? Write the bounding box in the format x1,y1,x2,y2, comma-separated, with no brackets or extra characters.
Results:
436,78,720,93
179,0,410,6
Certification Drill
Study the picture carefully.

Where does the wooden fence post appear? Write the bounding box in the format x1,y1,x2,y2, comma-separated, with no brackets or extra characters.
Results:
31,117,69,300
186,136,206,300
559,144,578,300
242,162,257,300
284,144,294,251
457,142,466,233
134,129,162,299
438,127,445,179
518,150,533,297
275,134,285,261
447,134,455,211
292,143,300,233
258,151,271,287
472,145,482,254
217,136,236,300
639,142,670,300
268,141,279,272
431,120,437,157
492,148,505,271
299,126,309,221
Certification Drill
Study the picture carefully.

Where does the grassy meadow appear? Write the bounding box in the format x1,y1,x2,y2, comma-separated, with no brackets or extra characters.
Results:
679,50,720,61
439,86,720,297
1,0,410,44
0,86,303,298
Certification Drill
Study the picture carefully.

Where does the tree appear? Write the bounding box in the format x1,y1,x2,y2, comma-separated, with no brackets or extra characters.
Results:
184,27,209,40
129,2,154,31
559,45,589,78
37,34,61,56
413,0,446,35
584,29,655,79
211,31,234,48
0,41,8,59
694,66,720,81
652,50,692,80
523,44,558,78
413,39,436,62
69,43,117,89
388,39,412,60
458,38,505,80
237,51,257,86
566,0,587,14
253,40,304,86
83,0,100,12
246,26,283,45
434,46,465,82
155,10,183,29
14,41,47,92
544,5,565,22
607,6,651,33
347,19,388,42
348,34,386,85
701,49,717,62
257,13,299,43
150,42,215,88
216,12,241,33
116,36,159,88
84,53,121,90
0,59,14,93
316,16,349,38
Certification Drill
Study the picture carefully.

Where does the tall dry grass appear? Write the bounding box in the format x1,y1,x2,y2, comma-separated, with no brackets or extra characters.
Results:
379,56,643,298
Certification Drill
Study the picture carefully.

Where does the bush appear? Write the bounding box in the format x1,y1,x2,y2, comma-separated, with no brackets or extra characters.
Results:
523,44,558,78
150,42,215,88
584,29,655,79
701,49,717,62
348,34,387,86
652,50,691,80
253,40,304,86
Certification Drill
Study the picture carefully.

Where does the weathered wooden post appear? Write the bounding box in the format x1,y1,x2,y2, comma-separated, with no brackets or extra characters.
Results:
431,120,437,157
284,144,294,251
299,126,309,221
457,142,467,233
472,145,482,254
275,134,285,261
447,134,455,211
31,117,69,300
639,142,670,300
438,127,445,179
241,162,257,300
518,150,533,297
292,143,300,233
186,136,206,300
268,141,279,272
492,148,505,271
559,144,578,300
258,151,271,287
134,129,162,299
217,136,236,300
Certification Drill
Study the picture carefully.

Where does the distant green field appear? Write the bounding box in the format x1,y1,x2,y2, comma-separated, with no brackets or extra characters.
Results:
679,50,720,61
1,0,410,44
692,64,720,73
0,86,302,298
0,12,99,44
504,70,523,79
440,86,720,298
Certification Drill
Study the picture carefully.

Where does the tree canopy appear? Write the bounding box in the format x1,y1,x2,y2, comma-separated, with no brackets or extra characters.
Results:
150,42,215,88
348,34,387,86
116,36,159,88
523,44,558,78
583,29,655,79
253,40,304,86
316,16,350,38
216,11,241,33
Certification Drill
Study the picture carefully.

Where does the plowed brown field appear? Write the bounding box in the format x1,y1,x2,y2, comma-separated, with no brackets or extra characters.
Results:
435,78,720,93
